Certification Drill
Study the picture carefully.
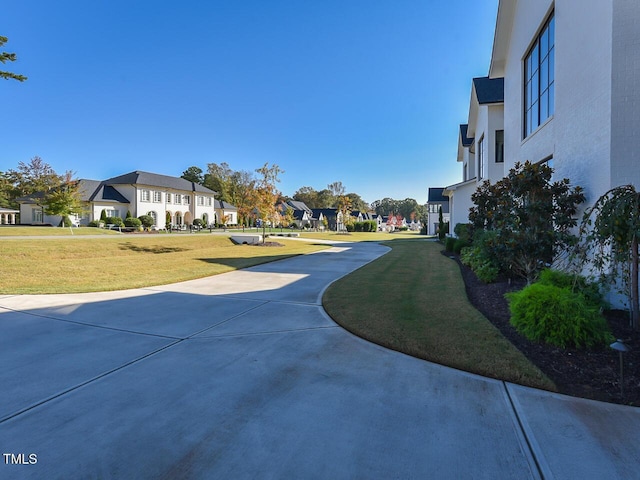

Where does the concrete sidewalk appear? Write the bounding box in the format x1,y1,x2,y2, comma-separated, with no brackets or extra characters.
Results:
1,242,639,479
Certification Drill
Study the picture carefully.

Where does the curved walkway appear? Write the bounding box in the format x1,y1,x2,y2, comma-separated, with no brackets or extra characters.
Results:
0,242,639,479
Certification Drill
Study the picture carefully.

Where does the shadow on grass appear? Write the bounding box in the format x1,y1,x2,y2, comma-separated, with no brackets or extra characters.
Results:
119,242,189,254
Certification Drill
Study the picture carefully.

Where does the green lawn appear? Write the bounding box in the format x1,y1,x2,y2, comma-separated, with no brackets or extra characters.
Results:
0,235,327,294
0,226,121,236
323,239,556,390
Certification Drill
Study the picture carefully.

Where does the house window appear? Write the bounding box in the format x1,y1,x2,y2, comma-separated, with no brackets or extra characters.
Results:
184,195,191,205
141,190,150,202
477,135,485,180
153,191,162,203
166,193,172,204
495,130,504,163
524,12,555,137
32,208,43,223
197,196,204,206
207,197,212,207
175,195,182,205
105,209,120,218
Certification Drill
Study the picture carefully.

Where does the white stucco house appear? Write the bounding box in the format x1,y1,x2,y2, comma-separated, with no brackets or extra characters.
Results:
444,76,505,232
0,208,19,225
18,171,217,229
490,0,640,207
214,199,238,226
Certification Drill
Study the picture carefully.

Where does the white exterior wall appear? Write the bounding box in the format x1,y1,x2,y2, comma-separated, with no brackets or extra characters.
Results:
486,105,505,181
472,103,505,183
460,146,475,181
446,181,476,232
500,1,614,203
611,0,640,188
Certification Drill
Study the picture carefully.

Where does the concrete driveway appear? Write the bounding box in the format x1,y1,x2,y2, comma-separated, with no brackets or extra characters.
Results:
1,241,639,479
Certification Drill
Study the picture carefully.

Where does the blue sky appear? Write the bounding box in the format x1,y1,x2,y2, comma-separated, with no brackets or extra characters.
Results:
2,0,498,205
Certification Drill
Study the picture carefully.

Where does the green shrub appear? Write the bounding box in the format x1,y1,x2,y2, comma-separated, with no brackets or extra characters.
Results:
87,220,100,227
453,239,469,254
124,217,142,227
444,237,456,252
453,223,472,244
138,215,154,228
100,209,107,222
506,283,614,349
537,269,607,309
460,245,499,283
106,216,124,227
346,223,355,232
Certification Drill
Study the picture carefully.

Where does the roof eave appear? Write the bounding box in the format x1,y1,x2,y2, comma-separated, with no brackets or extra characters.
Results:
489,0,515,78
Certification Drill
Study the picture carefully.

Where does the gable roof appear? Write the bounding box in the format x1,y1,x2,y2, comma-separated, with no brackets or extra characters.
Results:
460,124,474,147
104,171,215,194
214,199,237,210
286,200,313,213
472,77,504,104
489,0,516,78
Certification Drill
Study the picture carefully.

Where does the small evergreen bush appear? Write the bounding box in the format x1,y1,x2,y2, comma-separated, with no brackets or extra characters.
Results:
537,269,607,309
444,236,456,252
138,215,154,228
453,223,472,244
124,217,142,227
106,216,124,227
453,239,469,254
460,246,499,283
87,220,100,227
506,283,614,349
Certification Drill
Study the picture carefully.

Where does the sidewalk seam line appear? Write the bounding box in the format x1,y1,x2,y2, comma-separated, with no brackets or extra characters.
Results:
503,382,550,480
0,339,183,425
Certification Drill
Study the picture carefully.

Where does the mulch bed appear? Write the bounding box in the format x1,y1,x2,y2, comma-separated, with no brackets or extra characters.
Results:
446,252,640,406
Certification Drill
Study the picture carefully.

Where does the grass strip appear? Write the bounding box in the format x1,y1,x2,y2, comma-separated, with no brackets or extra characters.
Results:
323,240,556,390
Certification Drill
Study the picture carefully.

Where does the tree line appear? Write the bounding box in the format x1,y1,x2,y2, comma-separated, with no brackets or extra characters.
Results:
0,157,429,227
182,163,428,222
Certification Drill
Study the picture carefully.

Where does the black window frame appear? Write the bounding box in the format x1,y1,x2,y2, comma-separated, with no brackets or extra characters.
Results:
524,12,555,138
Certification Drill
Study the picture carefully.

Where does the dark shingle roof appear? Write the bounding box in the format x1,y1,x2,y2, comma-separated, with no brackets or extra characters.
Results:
104,171,215,194
214,200,237,210
287,200,312,213
473,77,504,104
427,187,448,203
460,124,474,147
88,184,130,204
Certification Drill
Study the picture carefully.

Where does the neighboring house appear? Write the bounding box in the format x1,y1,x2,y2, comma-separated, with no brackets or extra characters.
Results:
444,76,505,231
280,200,313,228
426,188,450,236
214,200,238,225
311,208,343,231
490,0,640,207
385,214,405,232
17,171,217,229
0,207,19,225
372,214,384,231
